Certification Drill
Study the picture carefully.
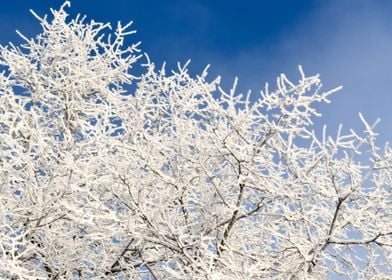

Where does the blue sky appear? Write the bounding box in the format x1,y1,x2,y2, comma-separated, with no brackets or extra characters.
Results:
1,0,391,144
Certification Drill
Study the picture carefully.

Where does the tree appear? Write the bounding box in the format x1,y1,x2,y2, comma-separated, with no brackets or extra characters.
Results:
0,2,391,279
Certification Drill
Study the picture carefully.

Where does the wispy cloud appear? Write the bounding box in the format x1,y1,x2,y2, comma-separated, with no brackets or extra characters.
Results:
203,0,392,143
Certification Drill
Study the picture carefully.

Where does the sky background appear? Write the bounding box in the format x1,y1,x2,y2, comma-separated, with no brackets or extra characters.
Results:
1,0,391,145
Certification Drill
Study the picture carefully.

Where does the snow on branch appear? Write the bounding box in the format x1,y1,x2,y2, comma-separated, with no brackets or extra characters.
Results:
0,2,390,279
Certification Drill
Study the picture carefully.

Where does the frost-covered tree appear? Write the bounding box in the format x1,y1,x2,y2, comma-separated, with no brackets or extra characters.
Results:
0,2,391,279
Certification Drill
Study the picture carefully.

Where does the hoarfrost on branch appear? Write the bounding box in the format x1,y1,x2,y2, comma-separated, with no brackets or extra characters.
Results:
0,2,391,279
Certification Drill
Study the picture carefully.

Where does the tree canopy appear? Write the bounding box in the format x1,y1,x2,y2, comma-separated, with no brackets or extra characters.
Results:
0,2,391,279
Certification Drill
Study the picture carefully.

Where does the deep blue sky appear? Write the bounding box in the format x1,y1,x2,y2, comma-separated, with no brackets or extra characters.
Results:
1,0,391,144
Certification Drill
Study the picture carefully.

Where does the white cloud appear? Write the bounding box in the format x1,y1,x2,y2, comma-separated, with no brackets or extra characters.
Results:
206,0,392,143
